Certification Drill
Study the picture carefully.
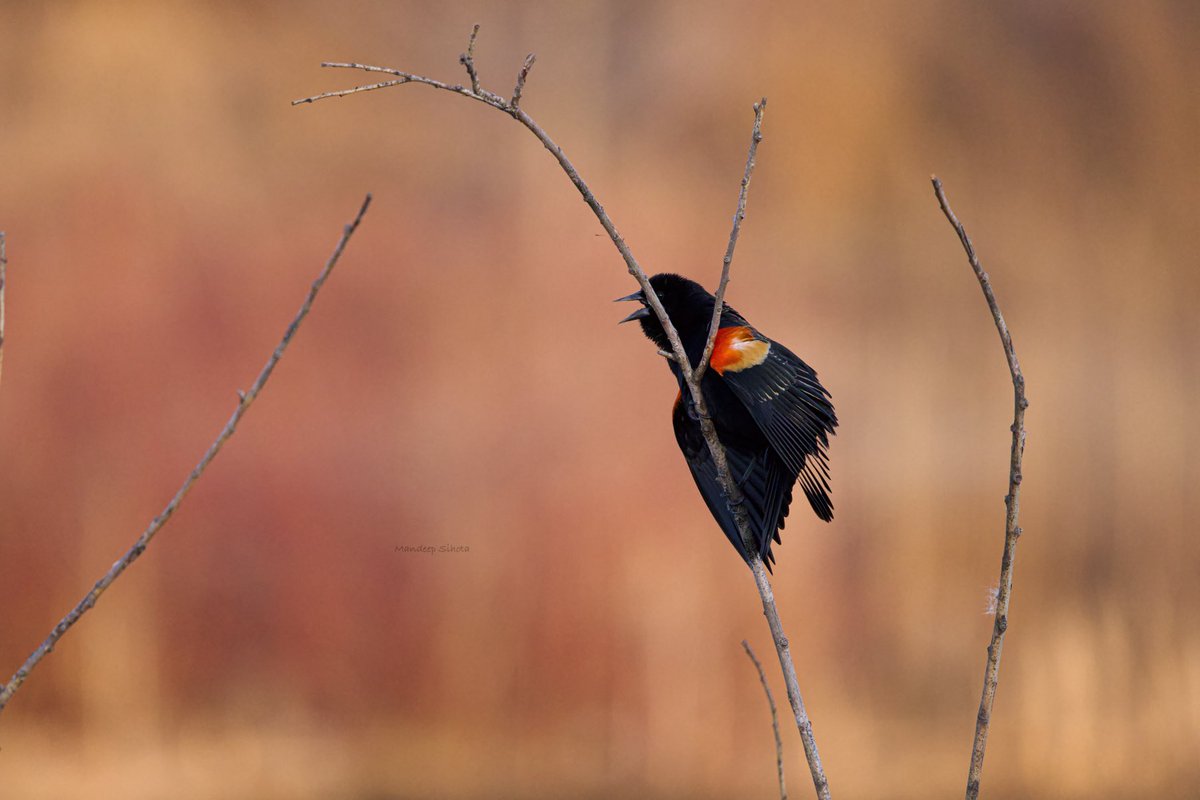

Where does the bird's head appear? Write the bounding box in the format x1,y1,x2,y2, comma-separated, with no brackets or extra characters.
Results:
616,273,715,351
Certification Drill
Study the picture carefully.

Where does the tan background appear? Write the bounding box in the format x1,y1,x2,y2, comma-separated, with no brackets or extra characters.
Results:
1,2,1197,798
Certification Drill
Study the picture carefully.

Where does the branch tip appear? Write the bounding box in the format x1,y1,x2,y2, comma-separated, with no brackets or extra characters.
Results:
742,640,788,800
461,23,482,95
511,53,537,112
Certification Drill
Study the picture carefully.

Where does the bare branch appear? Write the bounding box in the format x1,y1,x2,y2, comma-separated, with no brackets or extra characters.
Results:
0,194,373,715
510,53,536,112
931,176,1028,800
695,98,766,383
0,231,6,392
459,23,482,96
293,62,499,110
697,97,831,799
297,32,831,797
743,640,788,800
688,97,833,798
297,55,695,371
292,78,411,105
294,42,690,368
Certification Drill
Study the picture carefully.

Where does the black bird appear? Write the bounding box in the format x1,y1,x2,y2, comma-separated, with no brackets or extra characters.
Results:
619,273,836,570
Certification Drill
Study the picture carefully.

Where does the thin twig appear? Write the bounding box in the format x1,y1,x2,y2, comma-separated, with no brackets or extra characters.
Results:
931,177,1028,800
459,23,482,96
292,78,411,105
0,194,372,715
694,98,766,383
296,29,831,798
510,53,536,112
293,62,498,109
743,639,788,800
0,231,6,392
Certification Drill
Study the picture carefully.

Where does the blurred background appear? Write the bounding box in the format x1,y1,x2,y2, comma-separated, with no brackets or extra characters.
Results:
1,1,1197,798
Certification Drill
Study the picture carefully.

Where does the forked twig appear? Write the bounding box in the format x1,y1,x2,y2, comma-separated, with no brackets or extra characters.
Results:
931,177,1028,800
0,195,373,714
743,640,788,800
294,46,704,471
296,28,830,799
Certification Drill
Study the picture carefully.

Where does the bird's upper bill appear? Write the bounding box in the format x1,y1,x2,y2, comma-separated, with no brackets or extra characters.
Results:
615,289,651,324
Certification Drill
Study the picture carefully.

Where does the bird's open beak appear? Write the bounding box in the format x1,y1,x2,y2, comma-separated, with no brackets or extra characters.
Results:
615,290,651,324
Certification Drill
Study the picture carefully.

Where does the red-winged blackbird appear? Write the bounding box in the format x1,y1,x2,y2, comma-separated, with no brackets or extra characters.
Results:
619,273,836,570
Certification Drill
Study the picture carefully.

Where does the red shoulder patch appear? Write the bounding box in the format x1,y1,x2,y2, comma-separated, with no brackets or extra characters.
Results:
711,326,771,375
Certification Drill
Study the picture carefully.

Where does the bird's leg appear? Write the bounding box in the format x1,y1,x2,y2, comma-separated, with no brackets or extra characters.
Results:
736,454,758,488
725,454,758,510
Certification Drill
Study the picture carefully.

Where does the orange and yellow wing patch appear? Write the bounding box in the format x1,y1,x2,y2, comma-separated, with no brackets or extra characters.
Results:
710,326,771,375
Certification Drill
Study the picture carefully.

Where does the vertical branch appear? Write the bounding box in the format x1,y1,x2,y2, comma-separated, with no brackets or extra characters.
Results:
743,639,788,800
696,98,829,800
931,177,1028,800
0,195,372,715
695,98,766,383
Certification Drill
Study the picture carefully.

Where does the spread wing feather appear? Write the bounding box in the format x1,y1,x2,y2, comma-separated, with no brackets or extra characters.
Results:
718,336,838,522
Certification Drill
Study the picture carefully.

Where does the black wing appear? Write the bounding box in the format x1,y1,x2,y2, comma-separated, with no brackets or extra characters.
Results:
673,396,794,568
718,336,837,522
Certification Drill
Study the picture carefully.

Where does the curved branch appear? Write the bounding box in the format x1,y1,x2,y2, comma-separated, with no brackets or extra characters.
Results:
295,49,740,529
931,177,1028,800
0,195,373,715
295,29,831,799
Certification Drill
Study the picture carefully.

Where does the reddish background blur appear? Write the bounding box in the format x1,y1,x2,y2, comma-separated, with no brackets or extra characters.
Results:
1,2,1197,798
